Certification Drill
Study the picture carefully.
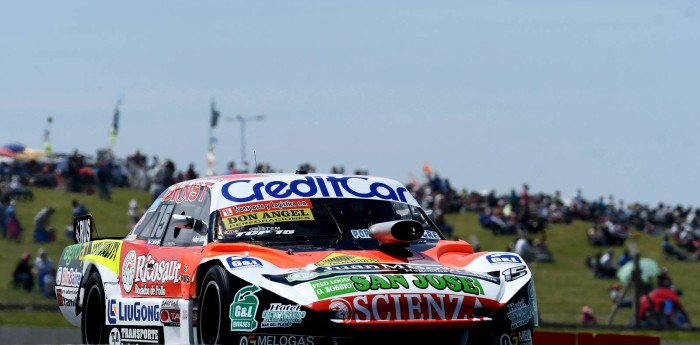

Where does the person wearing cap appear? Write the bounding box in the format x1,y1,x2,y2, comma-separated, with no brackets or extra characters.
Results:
12,252,34,292
34,248,55,298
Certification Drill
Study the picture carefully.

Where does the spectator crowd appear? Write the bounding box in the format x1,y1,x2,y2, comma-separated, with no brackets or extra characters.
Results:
1,149,698,328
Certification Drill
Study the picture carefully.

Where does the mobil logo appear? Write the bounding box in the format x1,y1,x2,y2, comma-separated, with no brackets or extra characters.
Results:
226,256,263,270
486,253,523,265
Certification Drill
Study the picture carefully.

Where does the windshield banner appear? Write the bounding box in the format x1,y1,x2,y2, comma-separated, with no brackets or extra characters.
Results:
221,198,314,229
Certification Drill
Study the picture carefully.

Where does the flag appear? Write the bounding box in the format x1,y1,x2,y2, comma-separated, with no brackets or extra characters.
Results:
110,100,121,147
210,101,220,128
112,102,120,136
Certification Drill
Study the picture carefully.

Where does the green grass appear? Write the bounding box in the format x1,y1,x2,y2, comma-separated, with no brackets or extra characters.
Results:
2,188,698,342
445,212,700,341
0,187,152,308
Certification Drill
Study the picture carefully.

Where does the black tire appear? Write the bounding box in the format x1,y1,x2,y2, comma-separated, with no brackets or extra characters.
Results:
82,270,108,345
198,265,236,345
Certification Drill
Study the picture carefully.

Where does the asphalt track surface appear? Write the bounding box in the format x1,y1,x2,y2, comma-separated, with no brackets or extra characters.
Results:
0,326,80,345
0,326,694,345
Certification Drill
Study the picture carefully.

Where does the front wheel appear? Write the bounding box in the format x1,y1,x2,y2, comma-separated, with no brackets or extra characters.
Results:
82,271,107,344
198,265,236,344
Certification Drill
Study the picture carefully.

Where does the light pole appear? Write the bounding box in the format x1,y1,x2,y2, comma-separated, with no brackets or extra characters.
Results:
230,114,265,170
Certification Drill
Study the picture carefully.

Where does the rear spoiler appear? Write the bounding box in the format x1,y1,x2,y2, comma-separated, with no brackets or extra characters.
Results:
73,214,96,244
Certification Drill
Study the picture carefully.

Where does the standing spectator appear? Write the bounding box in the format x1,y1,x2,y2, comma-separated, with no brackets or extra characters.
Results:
12,251,34,292
71,199,90,218
34,248,55,298
6,200,22,241
96,159,112,201
33,207,56,243
185,163,198,180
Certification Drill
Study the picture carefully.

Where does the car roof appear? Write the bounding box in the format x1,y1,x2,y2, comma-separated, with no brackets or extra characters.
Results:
187,173,420,210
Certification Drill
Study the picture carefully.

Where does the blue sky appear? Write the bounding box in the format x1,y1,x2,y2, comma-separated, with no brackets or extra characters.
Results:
1,1,698,206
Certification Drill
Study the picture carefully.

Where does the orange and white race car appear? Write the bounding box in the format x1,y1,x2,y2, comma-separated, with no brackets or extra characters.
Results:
56,173,538,345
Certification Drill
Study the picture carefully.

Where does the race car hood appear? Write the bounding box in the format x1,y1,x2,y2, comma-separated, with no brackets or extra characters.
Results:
204,241,532,320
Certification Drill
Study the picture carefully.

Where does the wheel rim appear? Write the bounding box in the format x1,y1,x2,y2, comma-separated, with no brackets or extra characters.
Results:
84,285,103,344
200,281,222,344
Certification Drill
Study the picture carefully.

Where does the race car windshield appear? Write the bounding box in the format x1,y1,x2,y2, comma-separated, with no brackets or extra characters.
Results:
217,198,441,242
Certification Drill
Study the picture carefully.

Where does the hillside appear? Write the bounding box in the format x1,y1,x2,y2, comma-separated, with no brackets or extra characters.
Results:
0,187,698,341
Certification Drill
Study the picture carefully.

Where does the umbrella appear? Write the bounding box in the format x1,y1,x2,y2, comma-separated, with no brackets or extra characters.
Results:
3,143,25,152
617,257,659,284
0,147,16,157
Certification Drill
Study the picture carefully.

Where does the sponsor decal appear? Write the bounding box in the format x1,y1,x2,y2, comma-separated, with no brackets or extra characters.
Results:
422,230,440,240
221,176,413,204
506,299,532,330
221,198,313,230
161,299,179,308
230,285,262,332
86,241,120,261
161,180,214,204
239,335,316,345
84,240,122,274
350,274,484,295
74,215,93,243
316,253,378,266
310,276,357,299
268,263,500,286
328,298,353,320
121,250,137,293
160,308,180,326
107,299,160,325
350,229,371,239
62,243,86,267
286,270,319,282
108,328,121,345
55,267,82,288
261,303,306,328
160,299,181,326
327,293,491,321
146,239,160,245
226,256,263,270
109,326,162,345
221,198,312,217
502,265,528,282
121,251,181,296
352,229,439,240
223,209,314,229
499,329,533,345
230,229,296,237
60,240,122,274
56,287,79,307
486,253,523,265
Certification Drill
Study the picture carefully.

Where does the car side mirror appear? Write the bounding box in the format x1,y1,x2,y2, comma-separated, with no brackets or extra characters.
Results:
369,220,424,245
171,214,208,236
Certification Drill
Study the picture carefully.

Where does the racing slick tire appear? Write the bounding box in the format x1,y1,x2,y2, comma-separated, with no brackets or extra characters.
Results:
82,271,108,345
198,265,236,344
